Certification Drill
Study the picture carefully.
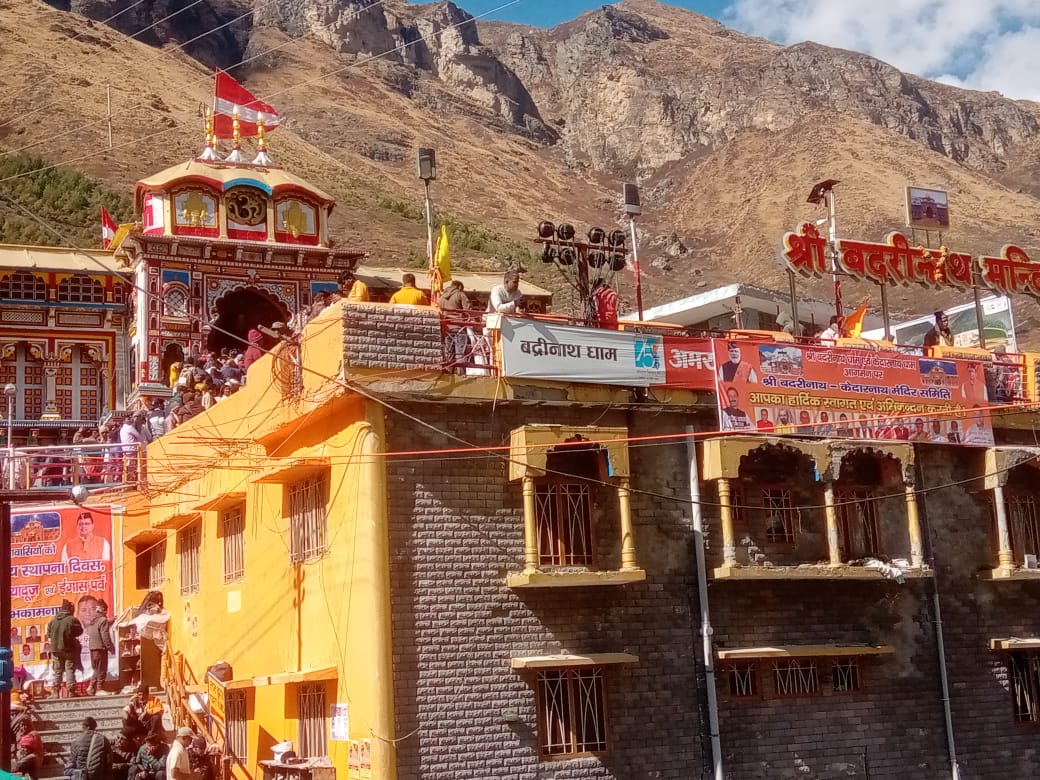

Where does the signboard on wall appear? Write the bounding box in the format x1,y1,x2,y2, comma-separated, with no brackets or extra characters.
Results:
713,341,994,446
862,295,1016,351
499,317,715,390
207,673,227,739
10,504,116,681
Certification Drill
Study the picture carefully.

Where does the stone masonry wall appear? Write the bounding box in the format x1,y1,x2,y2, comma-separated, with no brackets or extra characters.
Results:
343,302,443,371
385,403,703,780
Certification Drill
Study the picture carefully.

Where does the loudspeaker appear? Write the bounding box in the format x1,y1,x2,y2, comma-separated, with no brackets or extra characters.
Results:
623,182,641,215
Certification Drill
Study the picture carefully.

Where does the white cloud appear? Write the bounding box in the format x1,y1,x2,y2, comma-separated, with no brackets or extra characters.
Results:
725,0,1040,100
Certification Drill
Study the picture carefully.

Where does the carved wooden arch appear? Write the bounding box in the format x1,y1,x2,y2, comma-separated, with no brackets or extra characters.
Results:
737,439,822,483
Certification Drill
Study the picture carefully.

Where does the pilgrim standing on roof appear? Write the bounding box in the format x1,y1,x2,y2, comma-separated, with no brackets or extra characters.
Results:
487,270,524,314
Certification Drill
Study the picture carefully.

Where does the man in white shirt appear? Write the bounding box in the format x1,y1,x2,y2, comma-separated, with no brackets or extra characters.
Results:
486,270,524,314
167,727,195,780
963,407,994,445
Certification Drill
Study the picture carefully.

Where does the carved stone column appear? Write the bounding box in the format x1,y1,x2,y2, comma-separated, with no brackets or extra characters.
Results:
618,477,638,571
40,361,60,420
521,477,539,573
905,483,924,569
717,478,737,568
823,483,842,566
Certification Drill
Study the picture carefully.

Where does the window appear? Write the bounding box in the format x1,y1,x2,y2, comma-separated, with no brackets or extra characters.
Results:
164,285,189,318
537,667,608,758
536,481,593,566
222,505,245,583
1007,495,1040,564
0,270,45,300
1009,651,1040,723
761,488,797,544
831,658,860,692
148,540,166,589
226,690,248,761
773,659,820,696
177,525,200,595
57,274,104,303
726,662,758,698
297,684,328,758
288,474,328,563
836,489,882,559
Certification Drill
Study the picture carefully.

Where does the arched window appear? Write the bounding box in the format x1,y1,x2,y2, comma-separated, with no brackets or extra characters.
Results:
57,274,104,303
0,271,46,301
164,284,189,319
0,343,44,419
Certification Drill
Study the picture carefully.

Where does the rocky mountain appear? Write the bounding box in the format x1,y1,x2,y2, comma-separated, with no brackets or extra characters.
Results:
4,0,1040,333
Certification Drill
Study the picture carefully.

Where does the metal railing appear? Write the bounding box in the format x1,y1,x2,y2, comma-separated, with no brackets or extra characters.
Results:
0,441,146,492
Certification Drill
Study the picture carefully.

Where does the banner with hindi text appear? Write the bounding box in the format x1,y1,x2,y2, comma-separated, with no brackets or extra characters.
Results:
713,341,994,446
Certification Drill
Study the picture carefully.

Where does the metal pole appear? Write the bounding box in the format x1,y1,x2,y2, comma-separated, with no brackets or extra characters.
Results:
685,429,724,780
828,190,842,317
629,216,644,321
5,392,13,491
423,179,434,272
787,269,800,337
880,284,891,341
933,575,961,780
0,501,9,772
972,286,987,349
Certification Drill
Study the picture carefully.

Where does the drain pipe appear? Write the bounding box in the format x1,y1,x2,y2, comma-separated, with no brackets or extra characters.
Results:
931,566,962,780
686,427,724,780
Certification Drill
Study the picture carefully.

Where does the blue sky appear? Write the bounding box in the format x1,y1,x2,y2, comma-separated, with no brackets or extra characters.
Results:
471,0,1040,100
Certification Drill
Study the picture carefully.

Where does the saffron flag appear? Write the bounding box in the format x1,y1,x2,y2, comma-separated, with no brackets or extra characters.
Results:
213,69,281,139
844,301,869,338
100,207,117,249
430,224,451,298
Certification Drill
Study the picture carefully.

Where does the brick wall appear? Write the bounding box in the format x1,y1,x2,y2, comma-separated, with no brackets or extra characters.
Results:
342,303,443,371
385,403,703,779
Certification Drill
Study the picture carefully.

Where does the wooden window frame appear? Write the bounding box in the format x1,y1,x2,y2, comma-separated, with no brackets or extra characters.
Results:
148,540,166,590
534,478,595,567
57,274,104,304
288,474,329,564
835,487,882,560
535,666,609,760
297,683,328,758
177,524,201,596
1009,651,1040,723
221,504,245,584
759,486,798,545
1005,493,1040,566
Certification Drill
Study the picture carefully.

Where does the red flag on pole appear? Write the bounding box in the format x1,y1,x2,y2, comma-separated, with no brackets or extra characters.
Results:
213,68,281,139
100,207,117,250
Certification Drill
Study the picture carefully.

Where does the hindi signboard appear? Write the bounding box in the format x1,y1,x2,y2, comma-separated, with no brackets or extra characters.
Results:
713,341,994,446
499,317,714,390
10,504,116,682
208,672,227,739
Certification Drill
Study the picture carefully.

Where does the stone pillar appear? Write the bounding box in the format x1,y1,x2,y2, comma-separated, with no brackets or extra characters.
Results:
618,477,638,570
823,483,842,566
905,484,924,569
522,476,539,573
717,478,737,567
993,482,1015,570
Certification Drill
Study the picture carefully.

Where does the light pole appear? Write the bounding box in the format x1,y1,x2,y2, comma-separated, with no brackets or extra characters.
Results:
4,384,15,491
622,183,644,321
417,148,437,273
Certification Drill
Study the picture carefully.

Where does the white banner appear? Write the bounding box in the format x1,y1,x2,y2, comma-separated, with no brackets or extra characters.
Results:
500,317,664,386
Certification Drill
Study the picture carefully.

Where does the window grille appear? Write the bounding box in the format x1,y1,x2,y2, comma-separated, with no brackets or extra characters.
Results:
536,667,608,758
178,525,200,595
164,285,189,318
773,659,819,696
761,488,797,544
1009,651,1040,723
1007,495,1040,564
831,658,860,692
726,662,758,697
288,475,328,563
297,684,328,758
836,489,882,559
535,482,594,566
0,271,45,300
57,274,104,303
226,690,248,761
221,505,245,583
148,540,166,589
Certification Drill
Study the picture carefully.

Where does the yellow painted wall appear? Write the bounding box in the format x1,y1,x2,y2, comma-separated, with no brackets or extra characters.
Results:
140,303,395,780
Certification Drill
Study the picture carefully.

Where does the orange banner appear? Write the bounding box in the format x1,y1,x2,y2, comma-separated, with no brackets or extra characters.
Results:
713,340,994,445
9,504,115,679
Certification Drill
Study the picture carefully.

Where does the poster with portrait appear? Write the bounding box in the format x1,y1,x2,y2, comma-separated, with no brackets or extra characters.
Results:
10,504,116,681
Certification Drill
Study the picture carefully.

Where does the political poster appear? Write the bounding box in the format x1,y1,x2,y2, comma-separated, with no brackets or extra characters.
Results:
713,340,994,446
499,317,714,389
9,504,116,682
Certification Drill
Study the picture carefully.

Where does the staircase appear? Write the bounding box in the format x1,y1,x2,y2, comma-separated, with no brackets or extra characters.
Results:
30,691,169,780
